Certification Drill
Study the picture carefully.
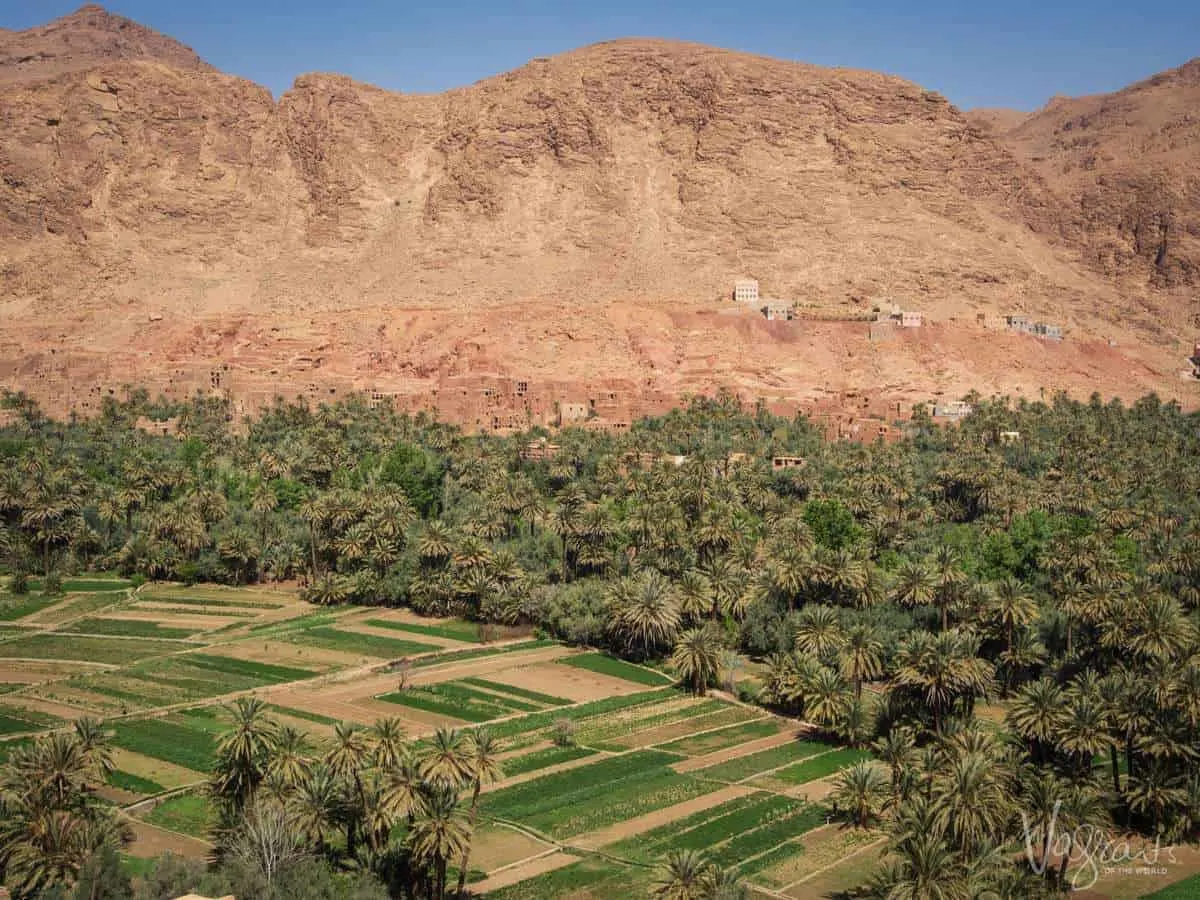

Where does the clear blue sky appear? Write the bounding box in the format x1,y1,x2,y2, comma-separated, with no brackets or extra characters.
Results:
3,1,1197,110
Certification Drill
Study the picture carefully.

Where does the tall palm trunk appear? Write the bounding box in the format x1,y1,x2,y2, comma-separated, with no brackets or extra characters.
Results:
1109,745,1122,795
456,779,482,895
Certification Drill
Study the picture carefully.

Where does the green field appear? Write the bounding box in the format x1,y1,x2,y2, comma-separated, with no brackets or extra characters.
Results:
57,652,317,712
481,749,717,838
0,633,185,664
496,744,597,778
380,677,569,723
363,618,484,643
1146,874,1200,899
694,740,837,783
284,626,440,658
558,652,674,686
0,594,60,621
107,769,166,795
748,747,873,790
409,639,557,669
110,714,224,772
142,792,214,838
63,617,199,639
657,718,783,756
27,578,131,593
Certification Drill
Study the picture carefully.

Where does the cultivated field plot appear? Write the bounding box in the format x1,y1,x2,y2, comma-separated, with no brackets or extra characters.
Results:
378,677,573,723
0,584,885,893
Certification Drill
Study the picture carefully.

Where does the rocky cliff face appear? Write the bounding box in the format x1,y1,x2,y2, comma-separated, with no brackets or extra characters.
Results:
0,6,1197,419
992,59,1200,292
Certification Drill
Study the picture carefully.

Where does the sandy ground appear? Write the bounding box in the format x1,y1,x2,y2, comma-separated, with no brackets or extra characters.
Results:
205,639,365,673
672,728,807,774
481,660,650,703
94,611,245,631
468,849,577,894
469,824,554,873
572,784,755,849
4,695,96,721
0,659,107,682
111,747,205,789
407,644,576,686
781,833,888,898
125,818,211,860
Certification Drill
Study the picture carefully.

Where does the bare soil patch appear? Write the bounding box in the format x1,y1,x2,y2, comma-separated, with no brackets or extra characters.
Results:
96,611,243,631
0,660,107,683
573,784,755,849
479,659,646,703
111,747,205,789
330,620,467,649
468,849,576,894
407,644,574,686
469,823,554,873
125,818,211,860
672,728,806,774
211,638,363,673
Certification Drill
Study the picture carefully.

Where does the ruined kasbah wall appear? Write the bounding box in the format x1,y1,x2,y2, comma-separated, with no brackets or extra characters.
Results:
0,347,911,441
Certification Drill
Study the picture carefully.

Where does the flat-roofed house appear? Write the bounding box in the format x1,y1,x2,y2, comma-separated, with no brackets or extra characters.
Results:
733,278,759,303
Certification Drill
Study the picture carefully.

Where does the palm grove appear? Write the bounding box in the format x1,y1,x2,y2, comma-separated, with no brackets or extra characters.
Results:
0,387,1199,897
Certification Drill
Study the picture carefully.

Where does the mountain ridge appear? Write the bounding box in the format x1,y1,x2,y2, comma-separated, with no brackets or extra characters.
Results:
0,6,1197,425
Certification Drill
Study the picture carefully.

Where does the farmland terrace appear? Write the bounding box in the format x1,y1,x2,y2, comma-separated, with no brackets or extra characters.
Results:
0,580,892,896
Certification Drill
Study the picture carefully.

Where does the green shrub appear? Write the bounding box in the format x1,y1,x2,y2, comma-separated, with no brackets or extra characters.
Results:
552,717,576,747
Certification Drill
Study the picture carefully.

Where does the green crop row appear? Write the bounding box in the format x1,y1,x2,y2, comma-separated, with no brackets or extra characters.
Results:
482,750,681,820
484,688,678,745
735,839,806,878
543,771,716,838
657,718,782,756
756,748,873,787
141,792,214,838
63,618,197,640
28,578,131,593
709,804,827,868
658,796,805,857
575,697,728,747
363,618,483,643
458,676,570,707
558,652,674,686
486,857,629,900
500,744,596,778
695,739,836,783
380,680,540,723
106,769,166,795
110,716,222,772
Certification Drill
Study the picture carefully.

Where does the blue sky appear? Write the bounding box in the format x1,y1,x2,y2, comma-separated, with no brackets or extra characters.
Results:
4,1,1197,110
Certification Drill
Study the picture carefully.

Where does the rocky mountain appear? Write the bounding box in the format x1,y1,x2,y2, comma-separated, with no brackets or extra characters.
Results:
0,5,1197,423
989,59,1200,296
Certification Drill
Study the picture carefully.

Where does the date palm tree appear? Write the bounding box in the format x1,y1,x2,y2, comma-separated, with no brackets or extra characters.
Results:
212,697,278,812
670,626,724,697
794,603,844,661
455,729,503,895
830,761,890,827
409,783,470,900
653,848,712,900
419,727,473,790
839,623,884,698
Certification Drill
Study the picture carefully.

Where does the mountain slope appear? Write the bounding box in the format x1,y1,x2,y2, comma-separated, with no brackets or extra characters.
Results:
0,7,1195,423
0,4,212,84
993,59,1200,296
